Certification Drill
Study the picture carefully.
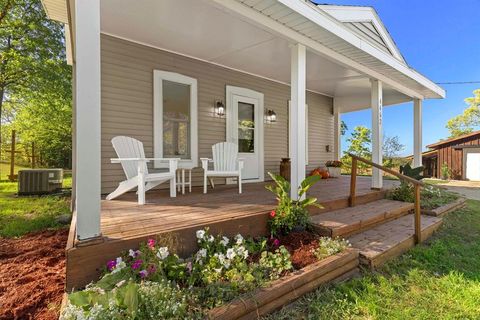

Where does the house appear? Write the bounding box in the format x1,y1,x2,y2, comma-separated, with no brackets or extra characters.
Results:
421,131,480,180
41,0,445,290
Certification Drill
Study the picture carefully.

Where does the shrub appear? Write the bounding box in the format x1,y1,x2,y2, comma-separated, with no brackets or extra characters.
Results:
387,184,459,210
441,162,451,180
266,172,322,236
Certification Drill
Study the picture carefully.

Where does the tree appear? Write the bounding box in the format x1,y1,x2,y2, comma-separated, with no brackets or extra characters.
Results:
342,126,371,173
340,120,348,136
0,0,67,162
383,135,405,169
446,89,480,138
0,0,71,169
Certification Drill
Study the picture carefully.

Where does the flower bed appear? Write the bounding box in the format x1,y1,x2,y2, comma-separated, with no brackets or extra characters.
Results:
387,183,459,210
422,197,467,217
60,229,354,320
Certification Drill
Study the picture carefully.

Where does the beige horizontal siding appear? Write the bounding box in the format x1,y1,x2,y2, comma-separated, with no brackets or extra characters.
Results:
100,34,333,193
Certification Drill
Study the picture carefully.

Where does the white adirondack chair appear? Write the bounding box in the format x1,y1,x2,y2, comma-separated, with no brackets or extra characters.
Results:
106,136,178,205
201,142,244,194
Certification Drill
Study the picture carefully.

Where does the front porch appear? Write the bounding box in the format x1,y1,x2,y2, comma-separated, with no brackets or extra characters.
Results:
66,176,396,290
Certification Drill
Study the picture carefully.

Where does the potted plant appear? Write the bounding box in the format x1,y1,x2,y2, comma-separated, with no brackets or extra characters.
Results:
266,172,322,236
325,160,342,178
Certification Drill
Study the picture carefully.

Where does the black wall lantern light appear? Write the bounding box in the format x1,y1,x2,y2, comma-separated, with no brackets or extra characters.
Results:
266,109,277,123
214,100,225,117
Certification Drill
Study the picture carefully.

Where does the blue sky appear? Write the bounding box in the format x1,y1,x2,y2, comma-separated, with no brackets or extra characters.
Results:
313,0,480,156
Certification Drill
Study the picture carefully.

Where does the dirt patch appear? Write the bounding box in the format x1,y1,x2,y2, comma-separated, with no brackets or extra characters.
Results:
0,229,67,320
278,231,319,269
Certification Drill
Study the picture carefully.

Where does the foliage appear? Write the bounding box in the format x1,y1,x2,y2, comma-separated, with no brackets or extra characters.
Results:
341,126,371,173
259,246,293,280
266,172,322,236
399,163,424,180
383,136,405,169
441,162,451,180
340,120,348,136
387,184,458,210
61,279,191,320
0,178,71,237
0,0,72,168
265,201,480,320
314,237,351,260
325,160,342,168
446,89,480,138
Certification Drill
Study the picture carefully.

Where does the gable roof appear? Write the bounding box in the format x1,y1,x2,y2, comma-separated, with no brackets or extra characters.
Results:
316,4,406,63
427,130,480,149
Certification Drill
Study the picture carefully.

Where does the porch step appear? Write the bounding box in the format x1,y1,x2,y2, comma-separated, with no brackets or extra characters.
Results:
310,199,414,238
348,214,443,269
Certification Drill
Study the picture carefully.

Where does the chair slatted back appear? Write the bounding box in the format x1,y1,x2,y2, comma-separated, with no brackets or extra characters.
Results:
212,142,238,172
111,136,148,179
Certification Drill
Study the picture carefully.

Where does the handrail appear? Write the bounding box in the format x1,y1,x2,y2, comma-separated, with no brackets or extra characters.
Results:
348,153,423,244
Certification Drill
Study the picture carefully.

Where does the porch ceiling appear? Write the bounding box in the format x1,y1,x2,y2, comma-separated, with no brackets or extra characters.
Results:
100,0,415,112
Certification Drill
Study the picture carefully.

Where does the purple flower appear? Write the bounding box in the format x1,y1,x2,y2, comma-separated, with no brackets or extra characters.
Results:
147,239,156,249
273,238,280,247
131,259,143,270
139,270,148,278
107,260,116,271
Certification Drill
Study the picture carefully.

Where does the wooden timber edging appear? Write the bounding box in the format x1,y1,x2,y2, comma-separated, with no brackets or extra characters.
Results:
422,198,467,217
207,249,359,320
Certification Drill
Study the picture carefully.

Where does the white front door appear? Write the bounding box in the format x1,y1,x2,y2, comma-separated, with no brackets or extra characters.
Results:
466,150,480,181
226,86,264,182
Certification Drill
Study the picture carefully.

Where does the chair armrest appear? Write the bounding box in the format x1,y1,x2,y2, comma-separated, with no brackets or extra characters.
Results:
111,158,150,163
200,158,212,171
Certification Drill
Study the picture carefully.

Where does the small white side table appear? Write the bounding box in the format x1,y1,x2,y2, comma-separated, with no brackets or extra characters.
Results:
176,168,192,194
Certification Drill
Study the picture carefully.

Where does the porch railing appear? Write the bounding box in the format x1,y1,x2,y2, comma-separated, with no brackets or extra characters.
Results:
348,153,425,244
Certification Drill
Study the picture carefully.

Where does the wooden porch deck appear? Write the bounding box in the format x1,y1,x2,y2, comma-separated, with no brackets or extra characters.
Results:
66,176,397,290
100,176,396,241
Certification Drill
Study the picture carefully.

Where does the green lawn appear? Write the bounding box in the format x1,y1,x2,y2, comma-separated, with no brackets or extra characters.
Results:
265,200,480,320
0,177,72,238
0,162,30,181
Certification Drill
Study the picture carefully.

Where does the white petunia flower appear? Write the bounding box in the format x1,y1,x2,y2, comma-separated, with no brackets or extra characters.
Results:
196,230,206,240
156,247,169,260
220,236,229,246
234,234,244,245
214,267,223,273
196,248,207,262
226,248,236,260
208,235,214,243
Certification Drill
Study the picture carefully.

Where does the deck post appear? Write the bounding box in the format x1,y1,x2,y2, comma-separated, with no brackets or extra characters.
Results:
413,99,423,168
371,79,383,189
333,106,341,161
74,0,102,241
289,43,307,200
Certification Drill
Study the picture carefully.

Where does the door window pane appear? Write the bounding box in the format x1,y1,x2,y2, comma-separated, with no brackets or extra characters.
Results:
163,80,191,159
238,102,255,153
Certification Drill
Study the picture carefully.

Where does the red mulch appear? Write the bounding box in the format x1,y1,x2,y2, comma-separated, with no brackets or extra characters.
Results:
277,231,320,269
0,229,67,320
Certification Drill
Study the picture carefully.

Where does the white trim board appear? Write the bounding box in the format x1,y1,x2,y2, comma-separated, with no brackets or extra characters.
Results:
153,70,198,169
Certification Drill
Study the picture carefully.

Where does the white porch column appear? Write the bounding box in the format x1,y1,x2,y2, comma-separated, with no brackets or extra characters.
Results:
371,79,383,189
413,98,423,168
333,109,341,161
74,0,102,240
290,43,307,200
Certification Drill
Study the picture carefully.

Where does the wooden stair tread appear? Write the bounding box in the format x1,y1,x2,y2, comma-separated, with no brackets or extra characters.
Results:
310,199,414,237
348,214,442,268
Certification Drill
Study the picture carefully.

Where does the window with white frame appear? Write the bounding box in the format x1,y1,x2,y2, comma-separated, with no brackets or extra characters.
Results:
153,70,198,168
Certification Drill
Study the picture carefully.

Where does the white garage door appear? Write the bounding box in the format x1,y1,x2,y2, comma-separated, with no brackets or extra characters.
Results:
466,150,480,181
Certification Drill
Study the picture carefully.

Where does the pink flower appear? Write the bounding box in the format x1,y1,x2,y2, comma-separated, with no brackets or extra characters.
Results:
147,239,156,249
147,264,156,274
107,260,116,271
139,270,148,278
131,259,143,270
270,210,276,218
273,238,280,247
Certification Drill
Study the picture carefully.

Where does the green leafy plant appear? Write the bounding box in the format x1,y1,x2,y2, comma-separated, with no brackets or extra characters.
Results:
259,246,293,280
441,162,451,180
387,184,459,210
265,172,322,236
314,237,350,260
399,163,425,180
